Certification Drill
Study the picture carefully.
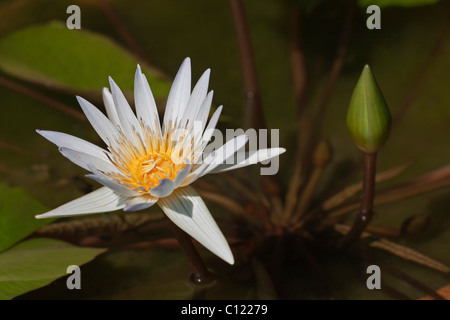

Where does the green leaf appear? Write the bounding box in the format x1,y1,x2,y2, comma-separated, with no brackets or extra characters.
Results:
0,183,53,252
359,0,441,8
0,22,170,96
0,238,105,300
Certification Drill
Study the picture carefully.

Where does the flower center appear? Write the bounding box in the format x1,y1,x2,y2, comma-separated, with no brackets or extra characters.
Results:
126,153,179,190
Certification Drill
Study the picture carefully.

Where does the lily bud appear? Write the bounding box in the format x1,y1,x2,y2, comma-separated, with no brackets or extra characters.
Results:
346,65,391,154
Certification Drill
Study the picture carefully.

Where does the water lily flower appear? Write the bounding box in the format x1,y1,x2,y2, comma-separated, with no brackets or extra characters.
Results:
36,58,285,265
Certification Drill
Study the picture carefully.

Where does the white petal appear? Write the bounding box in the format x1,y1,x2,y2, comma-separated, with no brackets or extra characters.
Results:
86,163,138,196
209,148,286,174
108,77,144,145
191,135,249,179
198,105,222,152
173,160,191,188
124,195,158,212
182,92,213,159
190,92,214,158
179,69,210,131
202,105,223,143
77,96,119,146
163,58,191,131
59,147,117,173
134,65,161,135
195,91,214,131
35,187,127,219
102,87,121,127
86,173,139,197
179,155,215,187
189,69,210,109
36,130,110,162
158,186,234,264
149,178,175,198
189,105,222,164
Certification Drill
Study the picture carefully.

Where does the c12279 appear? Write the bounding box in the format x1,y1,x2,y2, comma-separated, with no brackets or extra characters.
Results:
225,304,268,315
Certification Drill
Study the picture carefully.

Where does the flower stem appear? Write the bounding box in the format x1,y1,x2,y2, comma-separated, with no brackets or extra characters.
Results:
314,0,357,134
339,152,377,248
166,218,215,285
228,0,266,130
283,4,310,222
228,0,284,220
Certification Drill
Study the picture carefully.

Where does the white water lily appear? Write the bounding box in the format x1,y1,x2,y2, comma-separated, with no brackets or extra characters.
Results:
36,58,285,265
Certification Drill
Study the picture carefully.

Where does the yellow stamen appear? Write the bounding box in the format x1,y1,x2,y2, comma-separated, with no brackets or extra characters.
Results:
105,123,190,194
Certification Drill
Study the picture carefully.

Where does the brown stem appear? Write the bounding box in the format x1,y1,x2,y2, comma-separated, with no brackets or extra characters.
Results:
221,173,272,211
166,218,215,284
286,1,356,224
283,4,310,221
290,4,308,115
314,0,356,133
325,170,450,221
195,188,264,233
292,166,324,225
321,161,412,212
0,75,86,121
228,0,266,130
98,0,152,64
228,0,283,213
339,152,377,248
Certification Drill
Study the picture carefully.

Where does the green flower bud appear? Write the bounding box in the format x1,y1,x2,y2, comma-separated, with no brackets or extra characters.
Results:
346,65,391,154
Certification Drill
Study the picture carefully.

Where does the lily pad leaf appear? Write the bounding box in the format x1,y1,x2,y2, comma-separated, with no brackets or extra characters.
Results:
0,21,170,96
0,183,53,252
0,238,106,300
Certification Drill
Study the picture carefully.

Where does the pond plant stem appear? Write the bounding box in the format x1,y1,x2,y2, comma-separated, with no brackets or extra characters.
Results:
228,0,266,131
339,152,377,248
228,0,283,214
166,218,215,285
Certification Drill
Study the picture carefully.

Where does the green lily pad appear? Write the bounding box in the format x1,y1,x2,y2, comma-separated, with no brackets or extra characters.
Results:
0,21,170,96
0,183,52,252
0,238,105,300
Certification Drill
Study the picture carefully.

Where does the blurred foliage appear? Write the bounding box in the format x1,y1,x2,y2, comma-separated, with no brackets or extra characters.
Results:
0,0,449,299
